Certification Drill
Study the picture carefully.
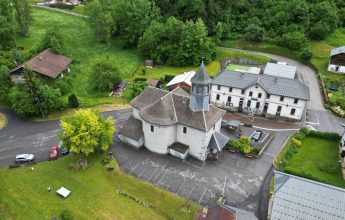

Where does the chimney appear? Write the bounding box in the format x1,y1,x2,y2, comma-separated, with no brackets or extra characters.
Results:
240,72,245,78
38,56,43,61
202,207,208,218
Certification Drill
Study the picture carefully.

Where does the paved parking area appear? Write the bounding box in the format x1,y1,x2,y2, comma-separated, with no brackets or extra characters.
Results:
111,129,292,218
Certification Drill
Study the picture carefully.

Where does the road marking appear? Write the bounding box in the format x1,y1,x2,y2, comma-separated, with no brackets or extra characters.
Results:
187,185,196,199
198,188,207,203
137,168,146,178
305,118,319,125
221,176,227,196
253,126,299,132
183,160,204,169
177,179,186,194
259,134,269,143
129,163,139,175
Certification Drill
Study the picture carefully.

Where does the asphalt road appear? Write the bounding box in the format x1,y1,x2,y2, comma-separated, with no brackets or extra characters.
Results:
0,108,132,167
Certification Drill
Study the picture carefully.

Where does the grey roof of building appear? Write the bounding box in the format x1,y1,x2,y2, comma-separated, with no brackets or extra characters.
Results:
119,115,143,141
191,62,212,85
221,205,258,220
264,63,296,79
330,46,345,56
271,171,345,220
223,119,241,128
135,87,226,131
213,70,310,100
209,131,229,151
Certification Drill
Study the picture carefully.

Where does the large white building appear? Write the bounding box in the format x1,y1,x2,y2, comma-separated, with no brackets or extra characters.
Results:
211,70,310,120
119,63,228,161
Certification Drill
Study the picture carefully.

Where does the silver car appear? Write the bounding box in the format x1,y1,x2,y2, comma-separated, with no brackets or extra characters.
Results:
15,154,35,163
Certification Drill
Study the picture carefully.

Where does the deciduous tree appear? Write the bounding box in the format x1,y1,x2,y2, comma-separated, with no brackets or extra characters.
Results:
89,60,122,91
59,109,115,156
13,0,31,37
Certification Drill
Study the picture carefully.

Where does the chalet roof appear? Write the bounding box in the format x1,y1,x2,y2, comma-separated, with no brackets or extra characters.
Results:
166,71,195,87
191,62,212,85
11,49,72,78
194,205,257,220
271,171,345,220
330,46,345,57
213,70,310,100
263,63,296,79
119,115,143,141
134,87,225,131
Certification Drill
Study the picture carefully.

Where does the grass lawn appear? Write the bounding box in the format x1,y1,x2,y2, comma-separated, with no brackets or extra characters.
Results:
17,8,141,108
226,64,250,71
0,113,7,130
0,154,199,219
282,137,345,188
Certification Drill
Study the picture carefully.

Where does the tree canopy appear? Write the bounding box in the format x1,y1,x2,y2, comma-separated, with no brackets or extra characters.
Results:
59,109,115,156
89,60,122,91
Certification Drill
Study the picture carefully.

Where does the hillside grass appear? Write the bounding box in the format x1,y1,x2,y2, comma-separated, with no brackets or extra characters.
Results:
17,8,141,108
0,154,199,220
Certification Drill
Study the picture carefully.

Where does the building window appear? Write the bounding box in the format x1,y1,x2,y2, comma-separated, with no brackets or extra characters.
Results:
249,91,253,97
150,125,154,132
280,96,284,102
258,93,262,98
216,94,220,100
267,94,270,99
183,126,187,134
256,102,260,108
290,108,296,115
247,100,251,107
294,98,298,104
227,96,232,103
255,85,258,89
229,87,232,92
217,85,221,90
241,89,245,94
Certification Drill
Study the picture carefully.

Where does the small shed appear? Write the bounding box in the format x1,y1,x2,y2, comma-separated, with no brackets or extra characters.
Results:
146,60,154,68
56,187,71,198
166,71,195,92
222,119,241,130
147,78,161,88
328,46,345,73
111,80,128,97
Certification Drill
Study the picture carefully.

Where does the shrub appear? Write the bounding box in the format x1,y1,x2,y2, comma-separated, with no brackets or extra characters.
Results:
89,60,122,92
239,135,250,145
318,161,341,175
308,130,340,141
243,145,251,154
50,3,75,10
299,127,310,138
294,133,303,141
244,24,264,42
38,27,64,54
134,77,147,82
299,47,313,62
308,22,330,40
292,138,301,146
61,209,73,220
227,139,251,154
68,94,79,108
251,147,261,155
278,31,307,50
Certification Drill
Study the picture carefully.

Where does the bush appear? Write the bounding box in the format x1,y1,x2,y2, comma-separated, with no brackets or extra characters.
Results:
68,94,79,108
299,47,313,62
292,138,301,146
251,147,261,155
38,27,64,54
239,135,250,145
318,161,341,175
308,22,330,40
244,24,264,42
89,60,122,92
294,133,303,141
226,138,251,155
61,209,73,220
50,3,75,10
134,77,147,83
299,127,310,138
278,31,307,50
308,130,340,141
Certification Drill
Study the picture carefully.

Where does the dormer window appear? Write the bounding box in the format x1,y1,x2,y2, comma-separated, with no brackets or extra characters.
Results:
151,125,154,132
217,85,221,90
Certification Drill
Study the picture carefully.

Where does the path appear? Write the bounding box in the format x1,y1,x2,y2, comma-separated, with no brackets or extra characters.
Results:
32,5,89,18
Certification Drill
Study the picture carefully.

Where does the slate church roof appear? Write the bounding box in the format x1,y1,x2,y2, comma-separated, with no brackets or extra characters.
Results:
119,115,143,141
270,171,345,220
213,70,310,100
131,87,226,131
191,61,212,85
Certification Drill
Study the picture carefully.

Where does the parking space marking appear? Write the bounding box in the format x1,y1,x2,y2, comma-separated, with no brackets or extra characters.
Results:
221,176,227,196
198,188,207,203
305,118,320,125
137,168,146,178
176,178,186,194
259,134,269,143
129,163,140,175
183,160,205,169
187,184,196,199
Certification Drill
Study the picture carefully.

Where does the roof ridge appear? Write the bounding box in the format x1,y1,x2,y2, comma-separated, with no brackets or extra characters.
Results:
202,110,208,131
170,93,178,122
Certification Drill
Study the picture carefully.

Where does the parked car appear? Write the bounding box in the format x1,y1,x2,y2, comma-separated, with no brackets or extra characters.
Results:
50,146,59,159
251,130,263,142
15,154,35,163
58,141,69,155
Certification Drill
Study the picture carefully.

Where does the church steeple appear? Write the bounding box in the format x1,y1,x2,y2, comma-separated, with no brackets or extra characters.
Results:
189,61,212,112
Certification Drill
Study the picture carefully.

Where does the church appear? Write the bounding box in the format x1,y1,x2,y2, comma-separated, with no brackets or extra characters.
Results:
119,62,228,161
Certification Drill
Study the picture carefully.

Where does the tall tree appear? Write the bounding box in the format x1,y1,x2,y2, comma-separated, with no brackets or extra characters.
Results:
13,0,31,37
59,109,115,156
0,0,15,50
89,60,122,91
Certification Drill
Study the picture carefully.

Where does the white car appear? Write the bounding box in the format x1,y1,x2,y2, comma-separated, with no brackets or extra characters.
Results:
15,154,35,163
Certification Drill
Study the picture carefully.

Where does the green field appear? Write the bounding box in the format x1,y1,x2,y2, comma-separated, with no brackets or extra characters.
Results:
279,137,345,188
226,64,250,71
0,154,199,219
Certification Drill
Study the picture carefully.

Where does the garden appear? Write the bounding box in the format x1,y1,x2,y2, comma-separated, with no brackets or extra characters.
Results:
0,153,199,219
274,128,345,188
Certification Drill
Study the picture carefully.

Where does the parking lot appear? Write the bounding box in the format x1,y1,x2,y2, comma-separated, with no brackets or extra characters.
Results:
111,128,292,218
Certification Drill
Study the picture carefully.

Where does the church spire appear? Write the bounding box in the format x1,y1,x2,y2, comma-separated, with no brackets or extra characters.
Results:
189,62,212,112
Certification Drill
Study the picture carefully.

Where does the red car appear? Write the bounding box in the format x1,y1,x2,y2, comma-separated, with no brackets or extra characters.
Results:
50,146,59,159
